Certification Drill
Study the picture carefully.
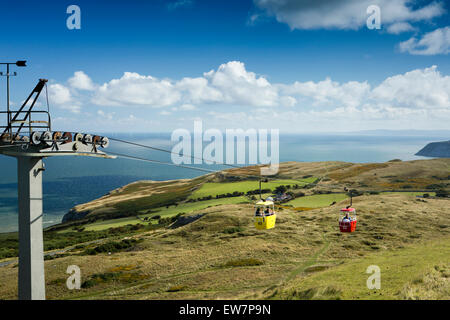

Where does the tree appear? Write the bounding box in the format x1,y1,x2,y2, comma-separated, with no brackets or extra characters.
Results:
436,189,449,198
347,189,362,197
274,185,287,194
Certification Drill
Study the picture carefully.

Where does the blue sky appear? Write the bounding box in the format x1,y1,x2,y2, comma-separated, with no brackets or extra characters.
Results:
1,0,449,133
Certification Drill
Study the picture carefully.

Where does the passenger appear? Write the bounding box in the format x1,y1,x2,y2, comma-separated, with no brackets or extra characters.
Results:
264,208,270,216
342,212,352,222
255,207,261,216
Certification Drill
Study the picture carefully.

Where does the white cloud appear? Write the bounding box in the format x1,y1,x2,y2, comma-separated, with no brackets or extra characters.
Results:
279,96,297,107
399,26,450,55
48,83,72,105
50,62,450,129
85,61,294,108
179,104,197,111
60,105,81,114
176,76,223,103
281,78,370,108
253,0,445,30
371,65,450,109
68,71,95,91
386,22,415,34
97,110,115,120
92,72,181,107
48,83,82,114
201,61,280,107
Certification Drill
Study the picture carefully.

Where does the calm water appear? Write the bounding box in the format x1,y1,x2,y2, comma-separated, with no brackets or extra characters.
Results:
0,132,447,233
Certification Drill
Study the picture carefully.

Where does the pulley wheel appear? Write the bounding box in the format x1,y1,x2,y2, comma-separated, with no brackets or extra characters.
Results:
41,131,53,146
62,132,72,144
83,134,92,144
93,135,101,145
31,132,42,145
100,136,110,148
52,131,62,141
0,133,10,143
73,133,84,142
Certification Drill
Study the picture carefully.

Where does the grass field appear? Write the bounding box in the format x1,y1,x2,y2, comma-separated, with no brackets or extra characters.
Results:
274,239,450,300
83,196,251,231
381,191,436,197
286,193,349,208
189,178,316,199
285,191,437,209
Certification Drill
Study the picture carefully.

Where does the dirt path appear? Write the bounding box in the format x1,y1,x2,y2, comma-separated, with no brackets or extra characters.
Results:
285,234,331,282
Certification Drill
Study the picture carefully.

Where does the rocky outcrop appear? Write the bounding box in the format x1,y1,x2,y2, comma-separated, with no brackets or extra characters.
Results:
416,140,450,158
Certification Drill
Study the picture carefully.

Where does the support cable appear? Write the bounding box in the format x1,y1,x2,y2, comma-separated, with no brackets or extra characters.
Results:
108,137,264,179
108,151,223,174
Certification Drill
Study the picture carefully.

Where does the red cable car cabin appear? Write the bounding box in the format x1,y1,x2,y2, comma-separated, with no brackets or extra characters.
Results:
339,208,357,232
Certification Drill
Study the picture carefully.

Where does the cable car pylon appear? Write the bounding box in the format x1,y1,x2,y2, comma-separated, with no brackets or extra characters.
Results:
0,61,115,300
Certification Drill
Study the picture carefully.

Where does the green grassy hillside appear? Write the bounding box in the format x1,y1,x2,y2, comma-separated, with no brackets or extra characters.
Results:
273,239,449,300
0,159,448,300
189,178,315,199
285,193,348,208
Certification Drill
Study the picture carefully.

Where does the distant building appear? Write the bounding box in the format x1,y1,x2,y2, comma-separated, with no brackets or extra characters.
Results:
274,193,292,202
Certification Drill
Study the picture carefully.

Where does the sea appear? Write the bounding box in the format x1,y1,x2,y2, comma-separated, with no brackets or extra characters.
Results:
0,131,448,233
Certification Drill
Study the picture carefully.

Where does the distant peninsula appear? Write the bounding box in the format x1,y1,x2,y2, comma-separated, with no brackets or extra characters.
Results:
416,140,450,158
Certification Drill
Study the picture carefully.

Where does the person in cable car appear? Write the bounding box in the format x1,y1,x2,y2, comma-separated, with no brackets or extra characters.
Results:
254,181,276,229
254,199,277,230
339,208,357,232
343,212,351,222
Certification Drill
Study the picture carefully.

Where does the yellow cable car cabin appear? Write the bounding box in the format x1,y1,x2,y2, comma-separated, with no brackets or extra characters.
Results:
254,198,276,230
